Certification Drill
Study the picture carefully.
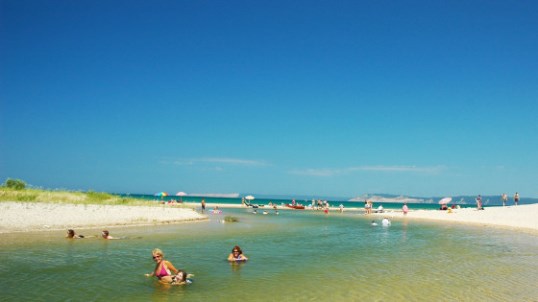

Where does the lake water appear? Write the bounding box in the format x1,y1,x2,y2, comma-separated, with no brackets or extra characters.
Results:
1,208,537,301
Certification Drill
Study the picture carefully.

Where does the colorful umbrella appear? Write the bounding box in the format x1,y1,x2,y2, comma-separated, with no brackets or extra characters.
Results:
155,192,168,197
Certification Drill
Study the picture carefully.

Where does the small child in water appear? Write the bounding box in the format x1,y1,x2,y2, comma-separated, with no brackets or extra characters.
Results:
172,270,194,285
172,270,186,284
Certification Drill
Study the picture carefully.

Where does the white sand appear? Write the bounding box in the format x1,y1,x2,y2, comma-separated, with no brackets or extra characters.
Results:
372,203,538,232
0,202,206,233
185,202,538,233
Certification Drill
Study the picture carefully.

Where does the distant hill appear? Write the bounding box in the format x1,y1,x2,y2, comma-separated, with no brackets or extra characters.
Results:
247,193,350,202
187,193,240,198
348,194,425,203
348,193,538,206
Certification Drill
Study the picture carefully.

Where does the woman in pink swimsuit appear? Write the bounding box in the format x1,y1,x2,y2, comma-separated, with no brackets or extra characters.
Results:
145,248,180,284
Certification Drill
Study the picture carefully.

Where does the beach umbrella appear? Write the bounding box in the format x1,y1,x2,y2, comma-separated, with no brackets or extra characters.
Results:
155,192,168,197
245,195,255,201
439,197,452,204
175,191,187,202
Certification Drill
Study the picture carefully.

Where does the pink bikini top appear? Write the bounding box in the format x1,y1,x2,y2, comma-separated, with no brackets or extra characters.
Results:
156,263,170,278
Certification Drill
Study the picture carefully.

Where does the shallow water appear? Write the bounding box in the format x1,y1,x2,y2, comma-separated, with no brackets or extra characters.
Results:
1,209,537,301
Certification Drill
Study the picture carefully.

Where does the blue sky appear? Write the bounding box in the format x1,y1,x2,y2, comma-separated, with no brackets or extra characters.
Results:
1,0,537,197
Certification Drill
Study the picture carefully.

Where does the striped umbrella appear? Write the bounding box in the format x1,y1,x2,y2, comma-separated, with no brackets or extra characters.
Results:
155,192,168,197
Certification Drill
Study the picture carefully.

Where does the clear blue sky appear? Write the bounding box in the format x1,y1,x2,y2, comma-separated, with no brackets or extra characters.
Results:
1,0,537,197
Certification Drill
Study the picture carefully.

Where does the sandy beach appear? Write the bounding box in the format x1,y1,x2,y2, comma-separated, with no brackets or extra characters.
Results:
372,203,538,233
183,201,538,232
192,201,538,232
0,202,206,233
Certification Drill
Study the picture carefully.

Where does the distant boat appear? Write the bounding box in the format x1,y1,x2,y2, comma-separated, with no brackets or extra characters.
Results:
285,204,305,210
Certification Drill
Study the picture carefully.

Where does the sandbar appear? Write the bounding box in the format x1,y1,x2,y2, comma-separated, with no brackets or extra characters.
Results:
0,202,206,233
372,203,538,233
185,202,538,233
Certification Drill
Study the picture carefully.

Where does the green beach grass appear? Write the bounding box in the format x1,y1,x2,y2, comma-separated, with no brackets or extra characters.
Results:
0,186,154,206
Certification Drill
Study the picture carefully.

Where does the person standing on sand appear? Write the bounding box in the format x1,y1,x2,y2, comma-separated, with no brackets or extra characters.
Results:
476,195,483,210
501,193,508,207
514,192,519,206
402,203,409,215
201,199,206,213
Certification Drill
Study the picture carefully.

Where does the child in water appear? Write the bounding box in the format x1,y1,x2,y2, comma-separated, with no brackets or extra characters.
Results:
172,269,193,285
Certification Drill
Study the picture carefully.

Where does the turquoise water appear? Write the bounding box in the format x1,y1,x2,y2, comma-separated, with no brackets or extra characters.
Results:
127,194,479,211
1,209,537,301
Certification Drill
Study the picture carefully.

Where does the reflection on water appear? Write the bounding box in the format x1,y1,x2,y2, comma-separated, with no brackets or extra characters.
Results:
0,208,537,301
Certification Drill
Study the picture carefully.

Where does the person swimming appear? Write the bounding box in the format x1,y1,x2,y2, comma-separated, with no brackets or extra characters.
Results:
212,206,222,214
66,229,84,239
227,245,248,262
101,230,117,240
381,218,391,227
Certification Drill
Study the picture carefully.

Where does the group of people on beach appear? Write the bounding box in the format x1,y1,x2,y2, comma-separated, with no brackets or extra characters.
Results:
364,200,387,214
501,192,519,206
476,192,520,210
145,245,248,285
